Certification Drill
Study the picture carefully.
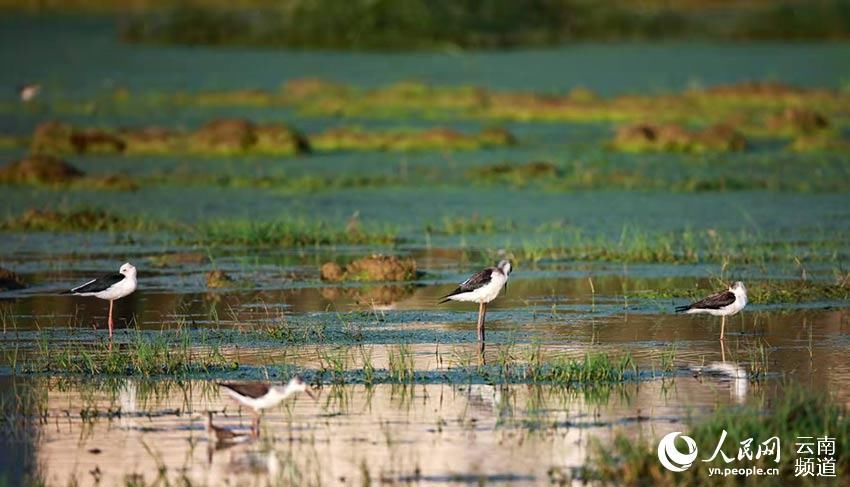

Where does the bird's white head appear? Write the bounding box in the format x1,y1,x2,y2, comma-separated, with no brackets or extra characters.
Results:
119,263,137,280
273,375,316,400
497,260,512,276
730,281,747,296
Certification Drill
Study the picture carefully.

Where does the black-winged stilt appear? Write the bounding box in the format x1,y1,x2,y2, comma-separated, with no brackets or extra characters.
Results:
675,281,748,340
218,376,316,435
440,260,512,342
18,84,40,102
63,263,137,337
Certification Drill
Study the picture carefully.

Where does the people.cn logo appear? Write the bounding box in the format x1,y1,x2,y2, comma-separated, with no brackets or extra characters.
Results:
657,432,698,472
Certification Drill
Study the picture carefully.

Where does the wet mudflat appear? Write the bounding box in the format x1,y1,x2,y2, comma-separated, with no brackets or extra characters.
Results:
2,17,850,486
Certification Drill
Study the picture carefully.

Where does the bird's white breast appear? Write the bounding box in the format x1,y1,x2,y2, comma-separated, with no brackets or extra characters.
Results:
449,271,508,304
94,277,137,301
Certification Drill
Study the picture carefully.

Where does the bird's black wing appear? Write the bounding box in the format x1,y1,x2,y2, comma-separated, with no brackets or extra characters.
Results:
676,290,735,312
219,382,270,399
66,273,125,294
439,267,494,303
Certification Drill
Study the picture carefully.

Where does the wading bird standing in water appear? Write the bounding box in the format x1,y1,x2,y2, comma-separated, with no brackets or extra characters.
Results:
675,281,748,340
63,263,137,338
17,83,40,102
218,376,316,436
440,260,512,343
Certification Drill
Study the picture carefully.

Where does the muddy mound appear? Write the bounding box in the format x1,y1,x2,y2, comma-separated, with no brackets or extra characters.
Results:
321,255,417,282
30,121,76,154
121,126,180,154
766,108,830,135
612,123,746,152
320,262,345,281
31,121,125,155
191,118,257,152
0,267,25,290
206,270,233,288
0,155,84,184
255,123,310,154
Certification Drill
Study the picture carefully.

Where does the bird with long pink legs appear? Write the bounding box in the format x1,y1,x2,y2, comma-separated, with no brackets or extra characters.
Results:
64,263,137,338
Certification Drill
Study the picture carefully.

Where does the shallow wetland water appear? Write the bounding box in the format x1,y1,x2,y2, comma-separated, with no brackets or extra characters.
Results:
2,16,850,486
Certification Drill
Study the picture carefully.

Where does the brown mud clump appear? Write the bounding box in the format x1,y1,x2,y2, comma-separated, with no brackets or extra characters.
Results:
320,262,345,281
255,123,311,154
31,121,126,155
30,121,76,155
612,123,746,153
206,270,233,288
70,129,126,154
191,118,257,153
0,155,84,184
766,108,830,135
0,267,26,290
121,126,180,154
321,255,417,282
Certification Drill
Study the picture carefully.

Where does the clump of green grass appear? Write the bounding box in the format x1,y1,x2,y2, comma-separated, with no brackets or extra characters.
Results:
185,218,398,247
586,385,850,484
536,352,637,384
0,207,155,233
467,161,559,186
23,331,237,376
511,225,850,265
388,344,415,383
427,215,516,236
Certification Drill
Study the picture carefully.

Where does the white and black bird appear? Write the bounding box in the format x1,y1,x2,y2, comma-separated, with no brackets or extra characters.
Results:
675,281,748,340
218,376,316,435
17,83,41,102
63,262,137,337
440,260,512,342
